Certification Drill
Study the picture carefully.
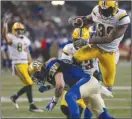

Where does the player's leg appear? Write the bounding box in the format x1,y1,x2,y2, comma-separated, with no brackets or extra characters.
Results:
84,93,115,119
98,108,116,119
12,64,33,102
60,90,85,118
84,107,93,119
11,64,43,112
65,75,100,118
90,94,106,116
98,52,116,90
60,90,70,118
65,91,80,118
77,99,92,118
10,64,30,109
73,45,99,63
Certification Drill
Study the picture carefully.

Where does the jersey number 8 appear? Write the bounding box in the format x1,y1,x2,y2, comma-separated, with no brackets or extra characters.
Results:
17,43,22,52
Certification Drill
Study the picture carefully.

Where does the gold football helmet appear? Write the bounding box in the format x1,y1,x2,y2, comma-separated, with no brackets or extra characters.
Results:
72,27,90,40
72,27,90,49
28,61,42,77
98,0,118,18
12,22,25,37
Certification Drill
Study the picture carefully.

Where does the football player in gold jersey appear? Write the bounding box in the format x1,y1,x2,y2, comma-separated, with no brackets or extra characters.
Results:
68,1,130,91
60,27,114,119
3,21,43,112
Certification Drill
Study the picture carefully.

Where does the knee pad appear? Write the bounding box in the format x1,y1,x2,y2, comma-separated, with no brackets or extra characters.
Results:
60,105,70,117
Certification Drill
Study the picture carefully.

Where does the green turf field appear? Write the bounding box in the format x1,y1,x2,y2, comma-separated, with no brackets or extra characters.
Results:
1,62,131,118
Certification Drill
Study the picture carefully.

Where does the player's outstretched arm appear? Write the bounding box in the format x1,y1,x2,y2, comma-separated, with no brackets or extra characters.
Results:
3,21,12,45
89,24,129,44
45,72,65,112
68,14,94,27
54,72,65,99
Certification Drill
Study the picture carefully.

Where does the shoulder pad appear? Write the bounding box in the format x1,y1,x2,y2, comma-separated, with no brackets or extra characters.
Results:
117,9,128,21
92,5,99,16
62,44,74,56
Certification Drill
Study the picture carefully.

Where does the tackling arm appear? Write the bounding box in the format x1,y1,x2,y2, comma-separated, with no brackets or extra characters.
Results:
54,72,65,100
45,72,65,112
89,24,129,44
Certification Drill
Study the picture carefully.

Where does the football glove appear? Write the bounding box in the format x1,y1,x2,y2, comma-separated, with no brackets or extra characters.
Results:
45,96,58,112
38,85,54,93
73,38,89,48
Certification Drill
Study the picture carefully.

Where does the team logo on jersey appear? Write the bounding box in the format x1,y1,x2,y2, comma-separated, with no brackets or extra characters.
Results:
49,62,60,77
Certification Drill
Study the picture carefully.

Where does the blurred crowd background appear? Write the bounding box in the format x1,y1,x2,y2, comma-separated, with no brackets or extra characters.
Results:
1,1,131,70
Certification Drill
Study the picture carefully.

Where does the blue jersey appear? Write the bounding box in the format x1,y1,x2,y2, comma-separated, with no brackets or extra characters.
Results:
39,58,90,88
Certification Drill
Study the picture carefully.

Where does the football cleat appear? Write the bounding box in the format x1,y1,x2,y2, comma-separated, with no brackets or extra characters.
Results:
10,94,19,109
29,104,43,113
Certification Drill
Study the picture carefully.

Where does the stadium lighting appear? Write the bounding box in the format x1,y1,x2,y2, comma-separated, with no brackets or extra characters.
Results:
51,1,65,6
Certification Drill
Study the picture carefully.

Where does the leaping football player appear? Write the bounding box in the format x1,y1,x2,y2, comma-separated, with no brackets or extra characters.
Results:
3,20,43,112
68,0,130,91
60,27,114,119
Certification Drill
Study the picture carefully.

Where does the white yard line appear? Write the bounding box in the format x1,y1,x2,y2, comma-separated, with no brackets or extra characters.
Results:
2,106,131,110
1,97,131,103
1,86,131,102
113,86,131,90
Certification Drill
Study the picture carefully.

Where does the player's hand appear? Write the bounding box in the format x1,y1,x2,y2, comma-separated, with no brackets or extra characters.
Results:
68,17,84,27
45,96,58,112
74,38,88,48
38,85,54,93
3,15,10,23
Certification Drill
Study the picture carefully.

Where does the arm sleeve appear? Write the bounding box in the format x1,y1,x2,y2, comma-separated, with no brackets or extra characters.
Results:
118,10,130,26
118,16,130,26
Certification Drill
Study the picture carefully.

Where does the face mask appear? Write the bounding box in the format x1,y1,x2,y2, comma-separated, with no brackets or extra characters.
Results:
99,6,114,18
15,29,24,38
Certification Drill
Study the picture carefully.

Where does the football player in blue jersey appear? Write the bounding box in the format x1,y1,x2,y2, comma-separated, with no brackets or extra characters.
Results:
28,58,115,119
